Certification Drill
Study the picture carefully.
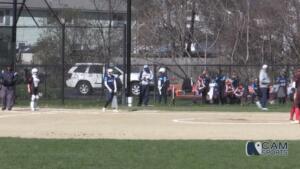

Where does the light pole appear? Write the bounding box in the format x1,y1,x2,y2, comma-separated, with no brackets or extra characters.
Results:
61,18,66,105
126,0,132,106
12,0,17,68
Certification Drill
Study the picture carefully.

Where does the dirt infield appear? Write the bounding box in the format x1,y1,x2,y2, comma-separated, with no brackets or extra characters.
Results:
0,108,298,140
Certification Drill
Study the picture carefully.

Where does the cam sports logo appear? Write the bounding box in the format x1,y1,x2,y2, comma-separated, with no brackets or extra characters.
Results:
246,141,288,156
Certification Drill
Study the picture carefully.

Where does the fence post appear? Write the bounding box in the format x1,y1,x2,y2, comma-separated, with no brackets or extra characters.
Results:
122,24,127,105
61,23,65,105
153,64,157,103
126,0,132,106
44,65,47,99
286,64,290,82
12,0,17,68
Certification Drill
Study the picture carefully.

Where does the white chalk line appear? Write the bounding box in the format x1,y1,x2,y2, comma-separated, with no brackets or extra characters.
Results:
0,109,105,119
173,118,291,125
0,109,161,119
0,112,42,119
0,109,290,125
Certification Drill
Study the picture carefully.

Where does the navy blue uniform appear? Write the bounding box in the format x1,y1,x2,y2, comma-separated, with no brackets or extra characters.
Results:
202,76,210,103
0,71,2,89
276,76,288,103
104,74,116,108
216,75,226,104
104,75,115,91
232,77,239,89
276,76,287,87
0,70,17,110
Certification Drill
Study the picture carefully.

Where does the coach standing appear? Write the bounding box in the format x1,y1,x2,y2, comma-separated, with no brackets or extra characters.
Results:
256,64,270,111
0,65,18,111
138,65,153,106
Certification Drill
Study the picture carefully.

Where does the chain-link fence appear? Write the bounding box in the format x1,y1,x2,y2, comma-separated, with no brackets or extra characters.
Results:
0,1,298,106
1,24,127,103
1,63,297,105
1,19,298,105
0,27,13,65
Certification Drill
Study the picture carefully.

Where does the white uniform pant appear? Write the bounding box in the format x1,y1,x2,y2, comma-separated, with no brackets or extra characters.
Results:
31,94,39,111
111,95,118,109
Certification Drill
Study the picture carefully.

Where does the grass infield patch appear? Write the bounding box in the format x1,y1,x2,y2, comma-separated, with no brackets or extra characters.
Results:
0,138,296,169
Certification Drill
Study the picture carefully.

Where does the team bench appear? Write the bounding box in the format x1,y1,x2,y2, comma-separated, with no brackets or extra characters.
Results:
170,84,202,104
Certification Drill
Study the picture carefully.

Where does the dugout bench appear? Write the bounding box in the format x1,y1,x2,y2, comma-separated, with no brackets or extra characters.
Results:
170,84,202,105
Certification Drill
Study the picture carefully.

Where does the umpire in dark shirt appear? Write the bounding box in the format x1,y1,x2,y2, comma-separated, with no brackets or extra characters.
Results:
0,65,18,111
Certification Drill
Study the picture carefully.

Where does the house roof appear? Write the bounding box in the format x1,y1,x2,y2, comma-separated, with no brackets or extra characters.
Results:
0,0,126,13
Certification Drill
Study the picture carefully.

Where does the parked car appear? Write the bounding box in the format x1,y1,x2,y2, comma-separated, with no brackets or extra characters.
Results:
66,63,142,95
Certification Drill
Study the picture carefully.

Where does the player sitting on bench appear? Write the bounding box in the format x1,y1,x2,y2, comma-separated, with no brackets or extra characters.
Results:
234,84,245,105
196,75,206,97
225,78,235,104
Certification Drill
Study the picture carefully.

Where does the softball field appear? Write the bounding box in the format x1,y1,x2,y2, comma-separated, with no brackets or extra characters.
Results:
0,108,298,140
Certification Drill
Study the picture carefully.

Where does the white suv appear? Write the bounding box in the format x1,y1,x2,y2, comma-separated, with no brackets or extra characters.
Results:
66,63,141,95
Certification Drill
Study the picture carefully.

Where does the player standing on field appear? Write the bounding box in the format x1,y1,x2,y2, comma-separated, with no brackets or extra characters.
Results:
1,65,18,111
138,65,153,106
276,71,288,104
157,67,169,104
291,69,300,123
27,68,40,111
102,68,117,112
256,64,270,111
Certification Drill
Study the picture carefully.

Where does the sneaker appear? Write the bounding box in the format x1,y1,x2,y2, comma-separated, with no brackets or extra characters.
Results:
1,107,5,111
262,107,269,111
290,120,300,124
256,101,262,109
113,109,119,113
102,107,106,112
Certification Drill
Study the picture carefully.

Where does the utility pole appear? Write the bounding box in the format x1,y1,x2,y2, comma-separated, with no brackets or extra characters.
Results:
12,0,17,68
61,21,65,104
126,0,132,106
122,24,127,105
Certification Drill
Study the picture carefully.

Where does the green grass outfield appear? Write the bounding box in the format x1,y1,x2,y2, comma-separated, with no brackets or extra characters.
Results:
7,101,294,168
0,138,295,169
15,99,292,112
